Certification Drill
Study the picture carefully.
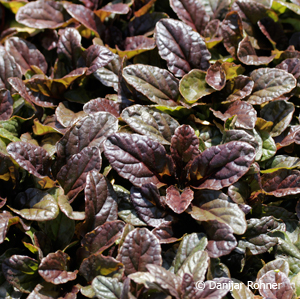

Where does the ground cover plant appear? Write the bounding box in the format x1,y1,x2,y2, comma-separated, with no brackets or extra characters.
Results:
3,0,300,298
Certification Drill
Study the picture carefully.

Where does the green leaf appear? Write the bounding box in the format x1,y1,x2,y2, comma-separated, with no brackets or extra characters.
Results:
179,69,215,103
92,276,123,299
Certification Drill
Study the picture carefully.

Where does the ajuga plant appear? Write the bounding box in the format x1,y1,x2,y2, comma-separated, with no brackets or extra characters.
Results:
3,0,300,298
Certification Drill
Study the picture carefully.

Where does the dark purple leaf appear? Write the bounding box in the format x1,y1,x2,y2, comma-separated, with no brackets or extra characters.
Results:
5,37,47,75
211,100,257,129
2,255,40,293
117,227,162,275
205,221,237,258
63,3,104,36
232,0,271,25
169,0,209,34
220,11,243,59
237,36,275,65
93,55,122,92
8,77,57,108
104,133,174,187
197,278,231,298
78,220,125,260
128,12,168,36
203,19,220,39
165,186,193,214
122,64,180,106
55,102,87,128
57,28,82,70
220,75,254,103
257,259,289,280
38,251,77,285
41,29,58,51
16,0,65,29
79,253,123,283
121,105,179,145
130,185,173,227
0,211,19,244
0,47,22,91
152,223,178,244
262,169,300,197
95,3,130,22
171,125,200,169
260,100,294,137
276,125,300,149
155,19,211,77
146,264,180,298
83,98,120,117
259,271,294,299
7,141,51,178
24,68,86,99
206,61,226,91
57,146,102,199
258,17,288,50
0,89,13,121
247,68,296,105
116,36,156,59
180,273,197,299
57,111,118,164
189,141,255,190
81,171,118,234
84,44,115,75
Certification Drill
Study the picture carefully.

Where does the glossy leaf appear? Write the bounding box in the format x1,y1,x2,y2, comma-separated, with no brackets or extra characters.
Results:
130,185,173,227
83,98,120,117
104,133,174,187
189,141,255,190
0,48,22,91
260,100,294,137
2,255,39,293
179,69,215,103
93,55,121,92
155,19,211,77
205,221,237,258
237,36,275,66
117,227,162,275
38,251,77,284
212,100,257,129
8,188,59,221
79,253,123,283
190,198,247,235
0,211,19,244
57,28,82,70
247,68,296,104
81,171,118,234
169,0,209,34
122,64,180,106
221,11,243,58
63,3,103,36
221,75,254,103
259,271,294,299
92,276,123,299
5,37,47,75
121,105,179,145
7,141,51,179
79,220,125,259
165,186,194,214
0,89,13,121
16,0,65,29
206,61,226,91
57,146,102,199
257,258,289,280
84,44,115,75
262,169,300,197
57,111,118,164
261,155,300,173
